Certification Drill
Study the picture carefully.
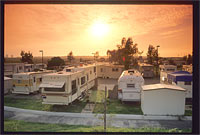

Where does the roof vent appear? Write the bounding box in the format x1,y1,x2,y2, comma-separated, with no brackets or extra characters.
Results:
128,70,135,74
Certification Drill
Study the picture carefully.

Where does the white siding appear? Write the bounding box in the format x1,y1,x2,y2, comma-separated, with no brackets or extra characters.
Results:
141,89,185,115
173,81,192,98
4,79,13,94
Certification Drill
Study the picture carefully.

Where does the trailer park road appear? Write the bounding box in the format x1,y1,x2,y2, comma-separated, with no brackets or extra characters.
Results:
4,106,192,129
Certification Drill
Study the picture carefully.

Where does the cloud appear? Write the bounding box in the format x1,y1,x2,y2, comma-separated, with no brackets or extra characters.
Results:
160,29,184,36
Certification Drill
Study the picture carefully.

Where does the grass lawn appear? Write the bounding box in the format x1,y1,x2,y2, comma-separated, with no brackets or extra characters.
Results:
93,99,143,114
4,95,192,116
4,96,87,113
4,119,191,132
89,90,108,103
185,110,192,116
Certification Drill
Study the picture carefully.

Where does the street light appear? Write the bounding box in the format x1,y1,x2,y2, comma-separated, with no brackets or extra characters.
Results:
39,50,43,69
156,45,160,76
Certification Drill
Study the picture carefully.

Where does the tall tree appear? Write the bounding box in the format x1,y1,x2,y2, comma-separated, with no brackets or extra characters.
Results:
146,45,160,76
146,45,155,65
107,37,139,69
47,57,65,70
67,51,75,64
94,51,99,60
20,50,33,64
183,54,192,65
187,54,192,65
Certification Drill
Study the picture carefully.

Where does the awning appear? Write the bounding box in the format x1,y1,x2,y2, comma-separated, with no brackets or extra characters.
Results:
39,82,65,88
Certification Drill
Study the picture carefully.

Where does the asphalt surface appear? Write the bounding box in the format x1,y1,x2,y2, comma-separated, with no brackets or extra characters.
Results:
4,106,192,129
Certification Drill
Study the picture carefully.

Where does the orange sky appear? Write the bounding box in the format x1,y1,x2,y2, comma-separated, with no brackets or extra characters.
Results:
4,4,192,57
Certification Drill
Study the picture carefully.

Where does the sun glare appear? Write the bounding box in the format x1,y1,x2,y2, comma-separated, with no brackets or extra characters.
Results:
90,21,109,37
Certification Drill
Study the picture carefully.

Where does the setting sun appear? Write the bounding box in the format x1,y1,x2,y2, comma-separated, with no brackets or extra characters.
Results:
90,20,109,37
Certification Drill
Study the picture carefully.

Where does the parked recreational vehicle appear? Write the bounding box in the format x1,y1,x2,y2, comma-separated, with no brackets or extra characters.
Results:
139,63,154,78
97,63,124,79
159,65,177,84
167,71,192,99
118,69,144,101
12,70,54,94
39,64,97,105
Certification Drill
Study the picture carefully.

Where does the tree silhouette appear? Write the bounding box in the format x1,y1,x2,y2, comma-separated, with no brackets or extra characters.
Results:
20,51,33,64
67,51,75,64
107,37,139,69
47,57,65,70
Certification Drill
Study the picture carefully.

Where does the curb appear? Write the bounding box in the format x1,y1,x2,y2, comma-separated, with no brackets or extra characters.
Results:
4,106,192,121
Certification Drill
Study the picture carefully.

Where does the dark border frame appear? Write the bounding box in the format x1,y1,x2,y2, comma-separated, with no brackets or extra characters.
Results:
0,0,199,134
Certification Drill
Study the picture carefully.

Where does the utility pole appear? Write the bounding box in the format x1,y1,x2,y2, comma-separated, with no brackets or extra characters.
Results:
156,45,160,77
39,50,43,69
104,86,107,132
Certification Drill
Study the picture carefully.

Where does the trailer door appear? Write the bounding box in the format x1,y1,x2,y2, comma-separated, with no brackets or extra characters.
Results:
32,75,37,92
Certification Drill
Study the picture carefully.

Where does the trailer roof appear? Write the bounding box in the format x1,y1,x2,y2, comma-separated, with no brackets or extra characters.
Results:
142,84,185,91
4,76,12,80
159,65,177,68
43,70,82,76
13,72,40,76
139,63,153,67
167,71,192,83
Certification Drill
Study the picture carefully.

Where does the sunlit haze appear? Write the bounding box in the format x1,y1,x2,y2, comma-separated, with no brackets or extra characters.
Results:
4,4,192,57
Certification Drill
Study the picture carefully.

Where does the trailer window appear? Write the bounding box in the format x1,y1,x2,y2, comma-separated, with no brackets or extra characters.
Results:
66,69,71,72
33,77,35,82
81,76,85,85
44,85,65,92
94,67,96,73
72,80,77,95
127,84,135,88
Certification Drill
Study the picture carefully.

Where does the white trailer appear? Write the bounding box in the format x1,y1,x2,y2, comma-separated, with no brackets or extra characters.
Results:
96,63,124,79
12,70,54,94
159,65,177,84
4,77,13,94
139,63,154,78
118,69,144,101
40,64,97,105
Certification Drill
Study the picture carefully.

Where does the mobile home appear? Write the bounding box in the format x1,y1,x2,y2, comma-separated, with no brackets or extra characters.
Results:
4,63,25,77
12,70,54,94
24,64,34,72
40,64,97,105
159,65,177,83
139,63,154,78
167,71,192,99
97,63,124,79
118,69,144,101
34,63,47,70
4,77,13,94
